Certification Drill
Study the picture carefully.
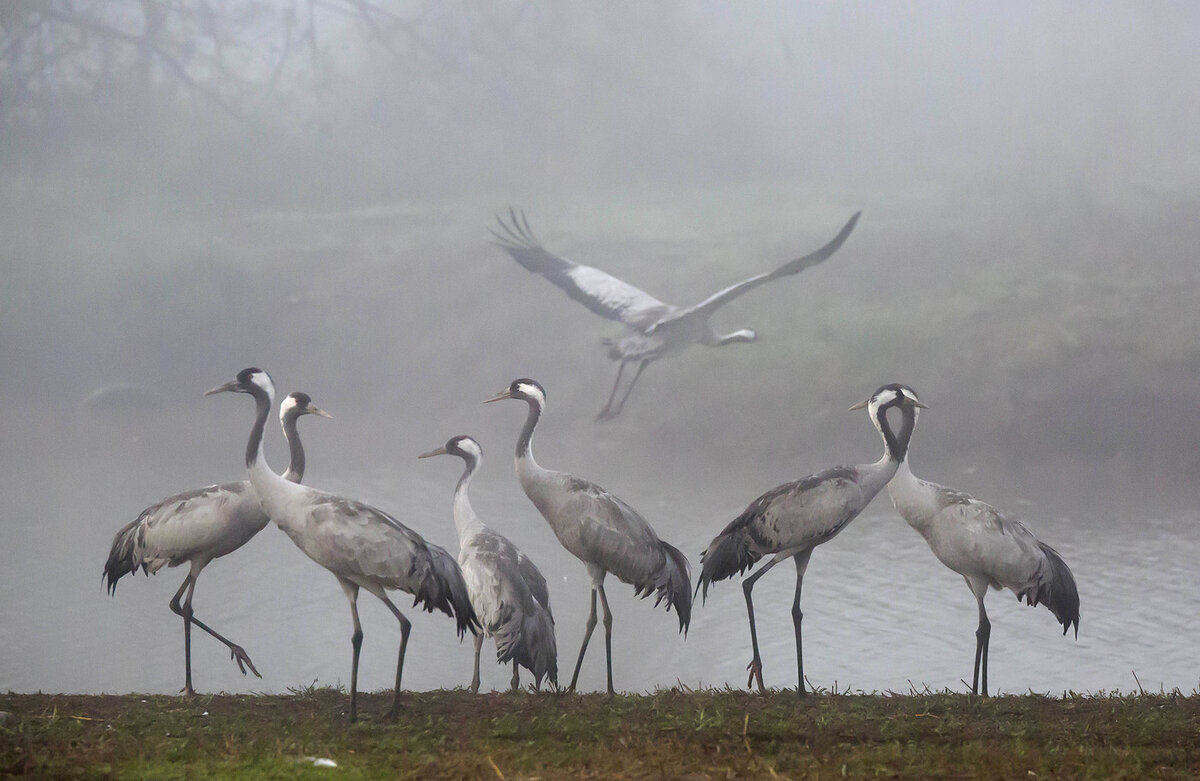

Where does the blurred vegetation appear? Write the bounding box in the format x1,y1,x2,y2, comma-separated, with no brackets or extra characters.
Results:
3,2,1200,506
0,1,777,206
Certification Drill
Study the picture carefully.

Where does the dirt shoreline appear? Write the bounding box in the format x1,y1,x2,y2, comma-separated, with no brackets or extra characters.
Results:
3,689,1199,778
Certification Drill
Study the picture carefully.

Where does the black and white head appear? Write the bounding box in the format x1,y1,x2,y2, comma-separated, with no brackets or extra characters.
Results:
483,378,547,408
850,383,925,419
849,383,926,459
205,367,275,401
279,391,333,423
418,434,483,464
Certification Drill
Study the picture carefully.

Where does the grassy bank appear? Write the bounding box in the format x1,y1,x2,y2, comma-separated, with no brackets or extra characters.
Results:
2,688,1198,779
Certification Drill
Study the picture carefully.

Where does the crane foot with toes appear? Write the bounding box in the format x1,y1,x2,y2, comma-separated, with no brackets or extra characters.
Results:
747,658,766,694
230,645,261,678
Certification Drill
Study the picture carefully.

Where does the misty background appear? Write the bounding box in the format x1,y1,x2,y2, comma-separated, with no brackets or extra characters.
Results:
2,1,1198,697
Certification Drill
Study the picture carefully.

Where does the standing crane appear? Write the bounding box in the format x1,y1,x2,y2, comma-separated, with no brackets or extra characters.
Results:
883,384,1079,696
206,368,477,721
697,383,923,695
103,391,330,695
485,378,691,693
419,435,558,692
491,209,860,420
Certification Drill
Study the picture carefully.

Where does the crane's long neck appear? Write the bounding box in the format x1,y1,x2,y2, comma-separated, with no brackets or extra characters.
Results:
245,388,291,507
452,453,485,541
858,405,917,499
514,398,549,492
878,404,916,464
515,399,542,464
281,412,305,483
246,389,272,471
886,419,940,532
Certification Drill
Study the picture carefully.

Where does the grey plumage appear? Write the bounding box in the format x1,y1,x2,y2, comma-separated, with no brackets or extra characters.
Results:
208,368,477,722
490,208,670,330
492,208,861,419
517,550,552,616
698,467,858,600
478,532,557,677
301,493,477,636
486,378,691,694
103,483,243,593
102,390,329,694
559,476,692,631
889,426,1080,696
697,384,923,695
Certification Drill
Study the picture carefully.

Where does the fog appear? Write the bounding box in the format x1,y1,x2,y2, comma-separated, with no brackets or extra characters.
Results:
2,2,1199,697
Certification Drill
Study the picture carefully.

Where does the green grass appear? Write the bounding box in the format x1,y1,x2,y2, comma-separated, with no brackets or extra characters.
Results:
3,688,1199,779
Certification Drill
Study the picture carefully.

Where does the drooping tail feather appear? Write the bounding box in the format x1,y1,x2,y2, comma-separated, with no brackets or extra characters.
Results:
696,522,762,603
418,543,480,638
634,540,692,634
103,517,144,595
1019,542,1080,638
494,603,559,688
522,606,559,687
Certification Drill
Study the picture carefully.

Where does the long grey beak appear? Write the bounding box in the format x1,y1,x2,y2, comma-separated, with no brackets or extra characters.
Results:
205,380,240,396
308,405,333,419
847,399,869,411
483,390,512,404
418,446,448,459
909,399,929,409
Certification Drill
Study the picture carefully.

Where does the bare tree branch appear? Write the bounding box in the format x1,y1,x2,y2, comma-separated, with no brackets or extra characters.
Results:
30,3,242,116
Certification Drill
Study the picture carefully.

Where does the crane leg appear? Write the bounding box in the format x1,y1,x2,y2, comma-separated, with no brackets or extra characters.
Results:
568,588,599,692
791,549,813,697
968,578,991,696
373,589,412,721
168,566,263,695
742,553,787,694
511,662,520,692
338,579,364,722
168,574,197,697
597,583,615,695
609,361,648,419
471,632,484,694
596,362,628,421
597,361,649,421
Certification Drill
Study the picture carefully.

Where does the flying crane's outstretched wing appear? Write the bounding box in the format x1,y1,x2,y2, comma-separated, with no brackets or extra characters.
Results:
491,208,675,333
659,211,861,328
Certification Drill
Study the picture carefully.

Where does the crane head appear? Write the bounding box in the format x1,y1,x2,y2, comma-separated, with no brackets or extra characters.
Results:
483,378,547,407
418,435,482,462
849,383,926,417
205,367,274,399
280,391,332,422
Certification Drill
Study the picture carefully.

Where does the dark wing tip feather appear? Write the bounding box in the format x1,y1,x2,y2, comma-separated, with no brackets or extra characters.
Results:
102,518,143,596
492,207,541,249
696,519,760,604
1037,542,1080,639
487,224,522,249
511,604,558,686
517,208,536,243
422,544,481,637
659,540,693,634
508,205,535,244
